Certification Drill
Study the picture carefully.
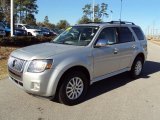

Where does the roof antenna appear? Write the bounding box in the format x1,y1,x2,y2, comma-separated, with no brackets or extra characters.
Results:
120,0,123,25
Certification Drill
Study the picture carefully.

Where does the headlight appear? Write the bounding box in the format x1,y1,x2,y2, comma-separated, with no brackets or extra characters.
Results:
27,59,53,73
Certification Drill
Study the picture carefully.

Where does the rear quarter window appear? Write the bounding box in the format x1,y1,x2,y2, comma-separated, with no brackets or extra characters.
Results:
132,27,144,40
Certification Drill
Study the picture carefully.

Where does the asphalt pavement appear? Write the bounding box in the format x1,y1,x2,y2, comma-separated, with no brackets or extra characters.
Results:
0,41,160,120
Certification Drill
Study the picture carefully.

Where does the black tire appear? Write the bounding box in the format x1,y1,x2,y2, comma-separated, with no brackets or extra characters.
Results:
28,32,32,36
6,32,10,37
130,57,143,79
58,71,89,105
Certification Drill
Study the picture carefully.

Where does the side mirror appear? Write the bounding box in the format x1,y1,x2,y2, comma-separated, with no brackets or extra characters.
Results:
95,39,108,48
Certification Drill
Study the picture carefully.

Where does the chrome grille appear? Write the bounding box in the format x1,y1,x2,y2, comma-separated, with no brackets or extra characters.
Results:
8,56,25,72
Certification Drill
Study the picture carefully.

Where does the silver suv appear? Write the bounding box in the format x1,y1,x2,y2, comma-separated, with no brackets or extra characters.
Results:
8,21,147,105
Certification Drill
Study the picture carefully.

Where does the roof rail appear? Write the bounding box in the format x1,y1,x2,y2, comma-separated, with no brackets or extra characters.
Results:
108,21,135,25
87,22,104,24
86,21,135,25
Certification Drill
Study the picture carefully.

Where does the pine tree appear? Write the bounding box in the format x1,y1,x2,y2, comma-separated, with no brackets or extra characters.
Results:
80,2,109,23
57,20,70,29
14,0,38,24
0,0,10,22
44,16,49,23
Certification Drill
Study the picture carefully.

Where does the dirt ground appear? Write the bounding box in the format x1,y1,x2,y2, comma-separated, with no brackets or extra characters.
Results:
150,39,160,46
0,47,17,80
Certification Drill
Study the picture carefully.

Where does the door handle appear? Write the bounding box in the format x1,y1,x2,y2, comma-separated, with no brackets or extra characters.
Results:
114,48,118,54
132,45,136,49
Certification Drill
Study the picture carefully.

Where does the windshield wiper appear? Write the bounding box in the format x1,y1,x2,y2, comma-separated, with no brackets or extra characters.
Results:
51,41,61,44
50,41,66,44
63,42,74,45
51,41,75,45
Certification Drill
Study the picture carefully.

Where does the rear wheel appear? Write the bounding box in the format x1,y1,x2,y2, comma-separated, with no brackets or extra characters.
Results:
58,71,88,105
130,57,143,78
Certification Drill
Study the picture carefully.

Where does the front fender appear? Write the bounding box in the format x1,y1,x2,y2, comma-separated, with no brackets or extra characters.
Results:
46,55,93,97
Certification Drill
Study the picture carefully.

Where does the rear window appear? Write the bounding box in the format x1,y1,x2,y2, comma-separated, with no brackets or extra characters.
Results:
117,27,134,43
132,27,144,40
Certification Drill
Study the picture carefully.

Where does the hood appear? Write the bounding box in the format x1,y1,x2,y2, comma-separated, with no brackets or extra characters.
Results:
11,43,83,60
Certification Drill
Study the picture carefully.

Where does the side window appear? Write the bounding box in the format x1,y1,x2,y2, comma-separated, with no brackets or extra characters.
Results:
117,27,134,43
132,27,144,40
18,25,23,29
97,27,117,45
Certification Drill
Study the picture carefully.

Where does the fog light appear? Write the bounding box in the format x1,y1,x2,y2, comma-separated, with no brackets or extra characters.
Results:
32,82,40,91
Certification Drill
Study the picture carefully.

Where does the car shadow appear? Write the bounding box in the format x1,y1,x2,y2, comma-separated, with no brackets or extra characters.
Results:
84,61,160,102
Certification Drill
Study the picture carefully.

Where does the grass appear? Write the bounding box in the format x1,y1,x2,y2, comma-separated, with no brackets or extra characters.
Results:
0,59,8,80
0,46,17,80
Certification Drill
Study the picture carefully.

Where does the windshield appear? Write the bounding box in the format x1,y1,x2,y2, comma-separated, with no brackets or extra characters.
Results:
24,25,36,29
51,26,99,46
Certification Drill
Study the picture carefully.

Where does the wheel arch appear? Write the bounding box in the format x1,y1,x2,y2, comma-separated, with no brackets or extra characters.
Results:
54,65,91,99
134,53,145,64
130,53,145,78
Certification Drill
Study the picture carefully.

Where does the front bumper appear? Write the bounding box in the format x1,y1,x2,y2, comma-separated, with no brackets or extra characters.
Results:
8,66,59,97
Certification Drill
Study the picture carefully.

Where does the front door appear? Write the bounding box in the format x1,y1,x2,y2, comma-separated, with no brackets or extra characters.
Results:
92,27,120,78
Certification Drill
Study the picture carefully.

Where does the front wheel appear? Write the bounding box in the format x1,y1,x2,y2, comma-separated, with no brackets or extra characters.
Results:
130,57,143,79
28,32,32,36
58,71,89,105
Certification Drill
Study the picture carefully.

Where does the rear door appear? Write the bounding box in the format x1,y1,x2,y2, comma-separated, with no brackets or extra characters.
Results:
115,27,137,70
